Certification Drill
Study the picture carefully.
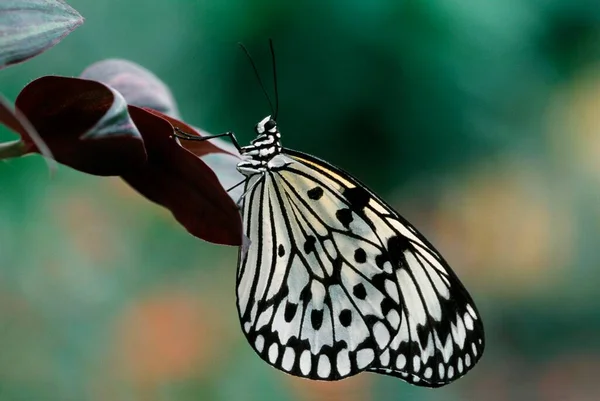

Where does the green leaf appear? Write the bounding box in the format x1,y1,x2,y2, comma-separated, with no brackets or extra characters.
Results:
0,0,83,69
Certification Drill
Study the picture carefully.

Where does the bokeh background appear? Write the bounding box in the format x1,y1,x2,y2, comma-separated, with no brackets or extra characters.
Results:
1,0,600,400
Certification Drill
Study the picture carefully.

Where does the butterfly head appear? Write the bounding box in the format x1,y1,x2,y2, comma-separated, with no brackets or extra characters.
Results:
255,115,278,135
250,115,281,147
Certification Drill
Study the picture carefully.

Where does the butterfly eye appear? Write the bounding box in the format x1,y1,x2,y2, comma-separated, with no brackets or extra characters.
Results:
264,120,276,131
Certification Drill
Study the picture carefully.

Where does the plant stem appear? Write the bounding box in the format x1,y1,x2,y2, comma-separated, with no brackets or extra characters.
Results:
0,140,27,159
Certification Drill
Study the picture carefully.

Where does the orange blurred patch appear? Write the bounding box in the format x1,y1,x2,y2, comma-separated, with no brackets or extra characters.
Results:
104,176,215,234
426,159,572,297
105,177,171,220
105,176,147,201
111,289,223,386
51,190,122,264
536,352,600,401
548,65,600,178
286,373,372,401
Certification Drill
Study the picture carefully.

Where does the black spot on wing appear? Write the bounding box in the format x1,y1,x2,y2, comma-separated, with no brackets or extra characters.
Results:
407,340,421,357
387,235,411,266
304,236,316,253
436,295,463,338
343,187,371,211
417,323,430,347
336,208,354,228
354,248,367,263
339,309,352,327
353,283,367,300
278,244,285,257
299,284,312,305
380,297,395,316
311,309,324,330
284,302,298,322
307,187,324,200
375,253,387,269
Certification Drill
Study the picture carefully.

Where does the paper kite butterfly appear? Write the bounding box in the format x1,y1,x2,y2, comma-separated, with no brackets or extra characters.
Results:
175,42,484,387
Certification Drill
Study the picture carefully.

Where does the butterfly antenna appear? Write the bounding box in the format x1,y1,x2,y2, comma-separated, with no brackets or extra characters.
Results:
269,39,279,120
238,42,276,117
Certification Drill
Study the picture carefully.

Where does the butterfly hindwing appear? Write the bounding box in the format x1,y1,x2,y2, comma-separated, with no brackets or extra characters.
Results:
283,149,485,386
364,215,485,386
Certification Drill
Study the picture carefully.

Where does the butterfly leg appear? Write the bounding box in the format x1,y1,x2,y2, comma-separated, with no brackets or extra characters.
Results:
235,172,264,207
226,179,246,193
173,127,243,153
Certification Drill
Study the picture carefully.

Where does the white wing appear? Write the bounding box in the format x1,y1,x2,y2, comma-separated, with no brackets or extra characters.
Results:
283,149,485,386
236,149,484,385
237,163,402,380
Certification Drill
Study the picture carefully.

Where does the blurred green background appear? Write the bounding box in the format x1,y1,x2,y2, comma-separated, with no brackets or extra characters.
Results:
1,0,600,400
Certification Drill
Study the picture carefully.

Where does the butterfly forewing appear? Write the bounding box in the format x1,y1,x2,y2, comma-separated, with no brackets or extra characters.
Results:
283,149,485,386
237,163,403,380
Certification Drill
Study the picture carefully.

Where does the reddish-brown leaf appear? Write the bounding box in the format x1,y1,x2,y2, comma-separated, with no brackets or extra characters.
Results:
0,94,54,162
141,108,237,159
122,106,242,246
15,76,146,176
80,58,244,197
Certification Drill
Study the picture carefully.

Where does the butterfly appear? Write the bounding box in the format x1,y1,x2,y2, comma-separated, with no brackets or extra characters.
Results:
175,43,484,387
